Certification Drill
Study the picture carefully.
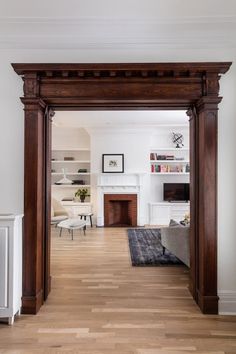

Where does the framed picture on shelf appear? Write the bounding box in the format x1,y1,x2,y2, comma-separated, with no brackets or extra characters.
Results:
102,154,124,173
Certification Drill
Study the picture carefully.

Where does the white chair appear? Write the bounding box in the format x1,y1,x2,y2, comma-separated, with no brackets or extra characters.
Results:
57,218,87,240
51,198,68,226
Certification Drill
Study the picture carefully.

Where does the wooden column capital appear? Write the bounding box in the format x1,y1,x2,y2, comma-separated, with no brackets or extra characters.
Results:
21,97,47,110
196,96,222,112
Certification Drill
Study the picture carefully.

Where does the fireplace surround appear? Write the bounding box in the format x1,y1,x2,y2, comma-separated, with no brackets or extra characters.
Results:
96,173,146,227
104,194,137,227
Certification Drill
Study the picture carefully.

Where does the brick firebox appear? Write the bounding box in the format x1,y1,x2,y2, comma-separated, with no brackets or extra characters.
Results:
104,194,137,227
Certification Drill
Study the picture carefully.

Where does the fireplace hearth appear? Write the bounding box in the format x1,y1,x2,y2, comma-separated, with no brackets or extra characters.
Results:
104,194,137,227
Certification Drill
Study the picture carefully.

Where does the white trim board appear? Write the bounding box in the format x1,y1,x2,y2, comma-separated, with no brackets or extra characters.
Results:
218,291,236,315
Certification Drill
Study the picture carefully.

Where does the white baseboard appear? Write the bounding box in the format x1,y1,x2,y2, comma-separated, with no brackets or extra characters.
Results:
218,291,236,315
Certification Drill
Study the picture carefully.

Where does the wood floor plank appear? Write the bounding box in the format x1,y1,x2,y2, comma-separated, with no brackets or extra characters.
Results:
0,226,235,353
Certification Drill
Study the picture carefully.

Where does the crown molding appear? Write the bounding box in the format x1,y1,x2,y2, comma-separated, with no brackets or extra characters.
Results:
1,16,236,49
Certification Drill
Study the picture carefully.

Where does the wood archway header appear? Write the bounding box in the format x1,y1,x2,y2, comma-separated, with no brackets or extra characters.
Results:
13,62,230,109
12,62,231,315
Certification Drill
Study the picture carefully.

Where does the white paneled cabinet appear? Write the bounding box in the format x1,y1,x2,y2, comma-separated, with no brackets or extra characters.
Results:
149,202,189,225
61,202,92,225
0,214,23,325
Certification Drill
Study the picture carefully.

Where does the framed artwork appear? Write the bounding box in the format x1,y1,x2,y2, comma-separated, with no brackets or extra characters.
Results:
102,154,124,173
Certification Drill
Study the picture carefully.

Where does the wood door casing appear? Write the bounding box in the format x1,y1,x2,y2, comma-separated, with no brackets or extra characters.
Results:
12,62,231,315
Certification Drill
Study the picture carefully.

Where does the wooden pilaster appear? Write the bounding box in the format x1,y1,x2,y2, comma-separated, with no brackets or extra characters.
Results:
21,95,47,314
195,96,222,314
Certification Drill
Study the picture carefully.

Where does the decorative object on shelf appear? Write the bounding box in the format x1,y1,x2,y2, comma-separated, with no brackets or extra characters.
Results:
56,168,72,185
180,212,190,226
51,169,56,173
72,180,85,185
78,168,87,173
172,132,184,148
75,188,89,203
186,163,190,173
102,154,124,173
64,156,74,161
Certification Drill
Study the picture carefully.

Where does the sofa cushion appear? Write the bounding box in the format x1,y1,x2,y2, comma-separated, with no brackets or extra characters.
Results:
160,223,190,267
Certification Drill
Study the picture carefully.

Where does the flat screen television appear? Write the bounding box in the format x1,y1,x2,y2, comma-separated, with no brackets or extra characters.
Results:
163,183,189,202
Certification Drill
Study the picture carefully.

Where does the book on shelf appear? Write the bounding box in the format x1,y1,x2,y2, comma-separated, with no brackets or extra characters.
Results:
160,165,166,172
151,164,161,172
151,163,189,173
165,155,175,160
150,153,155,160
150,153,176,160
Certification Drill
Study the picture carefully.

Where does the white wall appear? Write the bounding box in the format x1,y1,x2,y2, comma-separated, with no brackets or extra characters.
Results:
52,126,90,150
90,129,150,174
0,47,236,313
90,128,151,223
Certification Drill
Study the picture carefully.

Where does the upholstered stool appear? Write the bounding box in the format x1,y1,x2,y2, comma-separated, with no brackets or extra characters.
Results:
57,218,87,240
51,215,68,226
78,213,93,227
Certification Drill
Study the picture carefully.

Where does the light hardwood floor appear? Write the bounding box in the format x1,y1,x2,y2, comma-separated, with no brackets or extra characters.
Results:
0,227,236,354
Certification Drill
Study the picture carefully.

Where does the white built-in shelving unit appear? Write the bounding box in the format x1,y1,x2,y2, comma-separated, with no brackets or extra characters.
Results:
149,144,190,224
51,148,91,201
150,147,190,175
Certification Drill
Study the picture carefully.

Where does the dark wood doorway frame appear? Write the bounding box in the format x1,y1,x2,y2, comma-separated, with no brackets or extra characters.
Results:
12,62,231,315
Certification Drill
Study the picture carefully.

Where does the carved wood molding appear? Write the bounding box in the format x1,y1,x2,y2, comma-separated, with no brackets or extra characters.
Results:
21,97,47,110
12,62,231,77
13,63,231,109
196,96,223,112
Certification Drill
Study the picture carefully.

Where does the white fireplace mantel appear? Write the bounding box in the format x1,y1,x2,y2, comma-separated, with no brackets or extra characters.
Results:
96,173,147,226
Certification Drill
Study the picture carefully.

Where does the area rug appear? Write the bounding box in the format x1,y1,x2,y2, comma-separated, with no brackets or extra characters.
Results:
127,228,183,266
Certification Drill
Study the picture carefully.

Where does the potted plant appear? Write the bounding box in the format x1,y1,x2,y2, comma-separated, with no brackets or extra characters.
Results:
74,188,89,203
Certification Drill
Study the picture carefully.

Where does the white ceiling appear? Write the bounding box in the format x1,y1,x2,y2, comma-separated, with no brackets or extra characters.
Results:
0,0,236,49
54,110,188,128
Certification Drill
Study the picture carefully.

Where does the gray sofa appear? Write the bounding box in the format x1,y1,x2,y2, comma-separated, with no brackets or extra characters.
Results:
160,221,190,267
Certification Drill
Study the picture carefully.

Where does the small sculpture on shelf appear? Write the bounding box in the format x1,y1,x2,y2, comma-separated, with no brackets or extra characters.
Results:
75,188,89,203
172,132,184,148
55,168,72,185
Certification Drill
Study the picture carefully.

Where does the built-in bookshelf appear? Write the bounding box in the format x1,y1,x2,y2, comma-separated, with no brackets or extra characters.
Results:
150,147,190,175
51,148,91,201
